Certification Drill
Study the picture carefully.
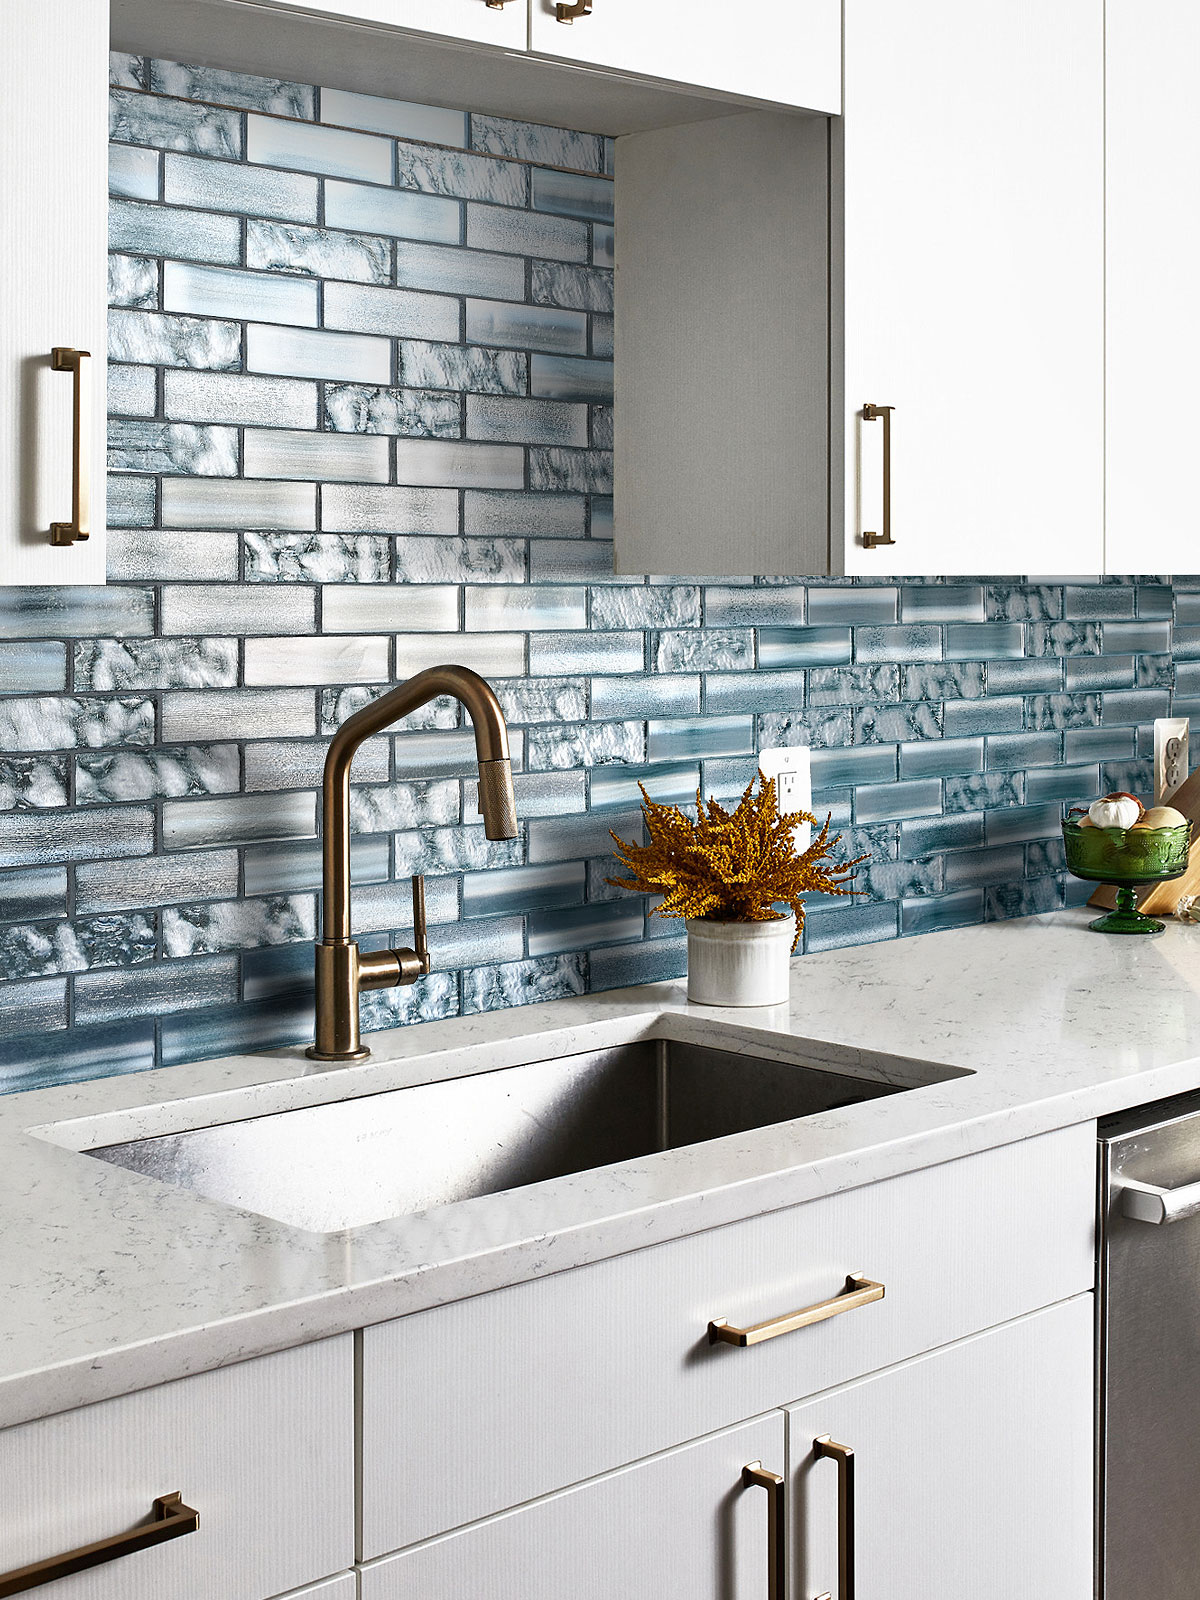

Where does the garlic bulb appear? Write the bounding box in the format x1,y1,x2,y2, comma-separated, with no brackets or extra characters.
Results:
1087,792,1144,829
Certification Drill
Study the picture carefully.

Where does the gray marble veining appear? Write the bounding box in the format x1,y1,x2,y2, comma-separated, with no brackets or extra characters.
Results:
7,913,1200,1434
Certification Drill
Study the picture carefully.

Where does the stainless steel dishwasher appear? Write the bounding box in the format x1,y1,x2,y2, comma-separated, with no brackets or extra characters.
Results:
1099,1092,1200,1599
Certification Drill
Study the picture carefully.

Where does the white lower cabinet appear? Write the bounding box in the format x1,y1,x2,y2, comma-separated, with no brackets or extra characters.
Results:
0,1337,354,1600
360,1125,1093,1554
788,1296,1095,1599
361,1412,786,1599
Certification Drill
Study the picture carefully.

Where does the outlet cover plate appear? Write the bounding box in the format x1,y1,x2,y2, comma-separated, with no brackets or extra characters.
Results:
1155,717,1189,804
759,746,812,851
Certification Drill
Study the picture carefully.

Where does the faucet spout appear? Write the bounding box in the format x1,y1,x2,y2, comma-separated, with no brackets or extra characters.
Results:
307,665,517,1062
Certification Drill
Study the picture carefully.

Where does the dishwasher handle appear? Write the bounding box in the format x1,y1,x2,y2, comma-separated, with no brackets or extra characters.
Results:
1120,1176,1200,1225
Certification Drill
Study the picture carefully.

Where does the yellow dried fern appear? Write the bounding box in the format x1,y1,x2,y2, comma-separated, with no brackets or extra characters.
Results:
607,774,868,953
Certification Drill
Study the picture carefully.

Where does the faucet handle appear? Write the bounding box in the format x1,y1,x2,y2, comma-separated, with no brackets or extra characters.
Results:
411,873,431,976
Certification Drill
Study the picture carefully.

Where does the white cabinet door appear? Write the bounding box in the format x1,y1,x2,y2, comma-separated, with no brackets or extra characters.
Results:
788,1297,1094,1599
1105,1,1198,575
362,1412,785,1596
264,0,527,48
531,0,841,114
1,0,107,585
838,0,1104,577
0,1338,355,1600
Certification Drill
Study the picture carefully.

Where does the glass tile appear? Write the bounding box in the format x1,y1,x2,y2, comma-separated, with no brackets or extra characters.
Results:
531,167,614,224
164,262,318,325
163,152,318,221
321,86,466,144
109,198,240,264
246,324,390,383
164,370,318,427
470,115,603,172
161,476,316,529
246,114,391,182
530,354,613,401
465,586,586,630
247,220,390,284
466,395,588,447
466,300,588,356
151,60,316,117
323,281,458,340
758,627,851,668
243,427,388,482
807,587,897,625
395,240,525,300
395,440,524,489
109,144,160,200
109,88,240,156
109,310,240,370
324,179,460,243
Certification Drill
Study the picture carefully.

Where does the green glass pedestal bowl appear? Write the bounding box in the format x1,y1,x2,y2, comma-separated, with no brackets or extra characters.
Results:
1062,816,1192,935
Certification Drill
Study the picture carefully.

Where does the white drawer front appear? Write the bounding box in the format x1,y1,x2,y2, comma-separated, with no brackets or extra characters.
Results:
279,1578,356,1599
362,1412,785,1600
0,1337,354,1600
362,1123,1095,1555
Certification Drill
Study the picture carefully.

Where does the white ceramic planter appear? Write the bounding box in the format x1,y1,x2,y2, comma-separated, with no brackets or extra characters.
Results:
684,915,796,1006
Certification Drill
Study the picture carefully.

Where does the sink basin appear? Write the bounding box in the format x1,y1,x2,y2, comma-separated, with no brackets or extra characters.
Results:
84,1038,950,1233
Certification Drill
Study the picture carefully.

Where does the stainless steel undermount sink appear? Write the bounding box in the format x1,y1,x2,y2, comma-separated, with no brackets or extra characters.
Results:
80,1038,963,1233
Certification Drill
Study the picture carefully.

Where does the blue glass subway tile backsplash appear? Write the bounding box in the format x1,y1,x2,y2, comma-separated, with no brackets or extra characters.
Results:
0,53,1197,1089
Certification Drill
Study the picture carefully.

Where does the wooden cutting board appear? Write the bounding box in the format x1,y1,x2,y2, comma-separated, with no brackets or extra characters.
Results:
1088,766,1200,912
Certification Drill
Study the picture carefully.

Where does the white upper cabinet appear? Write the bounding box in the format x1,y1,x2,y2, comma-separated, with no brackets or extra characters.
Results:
1105,0,1197,575
2,0,108,585
838,0,1104,576
530,0,842,113
267,0,527,49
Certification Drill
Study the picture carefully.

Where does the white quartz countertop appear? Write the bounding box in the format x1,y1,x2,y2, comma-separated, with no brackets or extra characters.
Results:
4,906,1200,1429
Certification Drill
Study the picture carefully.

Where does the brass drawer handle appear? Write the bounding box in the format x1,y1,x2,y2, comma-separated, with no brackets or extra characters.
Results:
742,1462,786,1600
709,1273,885,1347
49,347,92,547
556,0,592,19
813,1437,855,1600
861,402,895,549
0,1493,199,1596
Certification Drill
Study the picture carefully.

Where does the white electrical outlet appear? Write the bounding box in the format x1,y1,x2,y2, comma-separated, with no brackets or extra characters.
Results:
758,746,812,851
1154,717,1189,804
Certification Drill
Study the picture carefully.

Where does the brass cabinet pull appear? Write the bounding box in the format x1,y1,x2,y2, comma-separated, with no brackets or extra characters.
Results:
813,1437,855,1600
485,1,512,8
48,347,92,547
742,1462,786,1600
0,1492,199,1596
556,0,592,20
861,402,895,549
709,1273,885,1347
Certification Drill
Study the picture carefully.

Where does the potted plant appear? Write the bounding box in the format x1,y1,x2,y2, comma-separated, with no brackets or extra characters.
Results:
608,774,867,1006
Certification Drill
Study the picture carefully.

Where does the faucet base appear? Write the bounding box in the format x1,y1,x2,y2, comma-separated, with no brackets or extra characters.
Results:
305,1043,371,1063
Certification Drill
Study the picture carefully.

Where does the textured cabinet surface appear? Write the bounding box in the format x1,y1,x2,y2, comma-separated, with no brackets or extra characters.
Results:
837,0,1104,576
1,0,108,584
252,0,527,49
1105,0,1198,574
361,1124,1094,1556
362,1412,785,1600
789,1297,1095,1599
0,1338,354,1600
531,0,841,113
616,0,1107,578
